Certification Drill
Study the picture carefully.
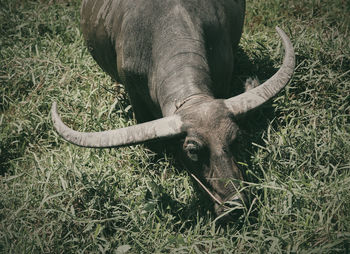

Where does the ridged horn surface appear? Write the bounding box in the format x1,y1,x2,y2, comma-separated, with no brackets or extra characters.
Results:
224,26,295,115
51,102,185,148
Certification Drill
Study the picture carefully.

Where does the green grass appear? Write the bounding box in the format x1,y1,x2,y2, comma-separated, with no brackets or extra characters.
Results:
1,0,349,253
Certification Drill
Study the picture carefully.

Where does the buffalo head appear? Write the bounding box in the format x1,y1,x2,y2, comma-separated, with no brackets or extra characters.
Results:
51,27,295,219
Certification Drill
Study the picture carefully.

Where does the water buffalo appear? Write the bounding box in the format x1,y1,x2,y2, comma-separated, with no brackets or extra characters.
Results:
51,0,295,218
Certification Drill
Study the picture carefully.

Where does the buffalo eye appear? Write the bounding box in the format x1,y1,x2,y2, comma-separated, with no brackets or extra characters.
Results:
184,139,202,162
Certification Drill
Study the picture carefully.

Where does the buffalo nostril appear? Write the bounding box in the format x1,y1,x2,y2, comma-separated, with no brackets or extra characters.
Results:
225,196,244,208
226,192,248,207
213,193,247,223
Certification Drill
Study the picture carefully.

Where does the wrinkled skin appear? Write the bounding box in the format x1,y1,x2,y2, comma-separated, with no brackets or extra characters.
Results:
177,97,247,215
80,0,246,217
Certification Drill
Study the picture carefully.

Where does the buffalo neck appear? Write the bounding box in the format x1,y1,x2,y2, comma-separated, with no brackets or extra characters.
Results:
149,4,214,117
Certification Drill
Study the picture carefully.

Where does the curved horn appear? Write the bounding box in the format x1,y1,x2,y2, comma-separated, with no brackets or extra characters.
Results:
224,26,295,116
51,102,185,148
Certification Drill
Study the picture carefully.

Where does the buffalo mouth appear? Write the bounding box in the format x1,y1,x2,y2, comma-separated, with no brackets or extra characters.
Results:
213,194,247,223
189,172,247,220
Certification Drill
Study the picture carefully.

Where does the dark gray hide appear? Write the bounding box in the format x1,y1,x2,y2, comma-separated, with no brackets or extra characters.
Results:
52,0,295,218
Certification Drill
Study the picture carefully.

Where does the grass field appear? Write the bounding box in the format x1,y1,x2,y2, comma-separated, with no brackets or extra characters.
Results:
1,0,350,253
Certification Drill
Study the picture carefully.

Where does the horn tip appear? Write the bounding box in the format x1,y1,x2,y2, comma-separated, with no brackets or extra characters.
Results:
275,26,285,36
